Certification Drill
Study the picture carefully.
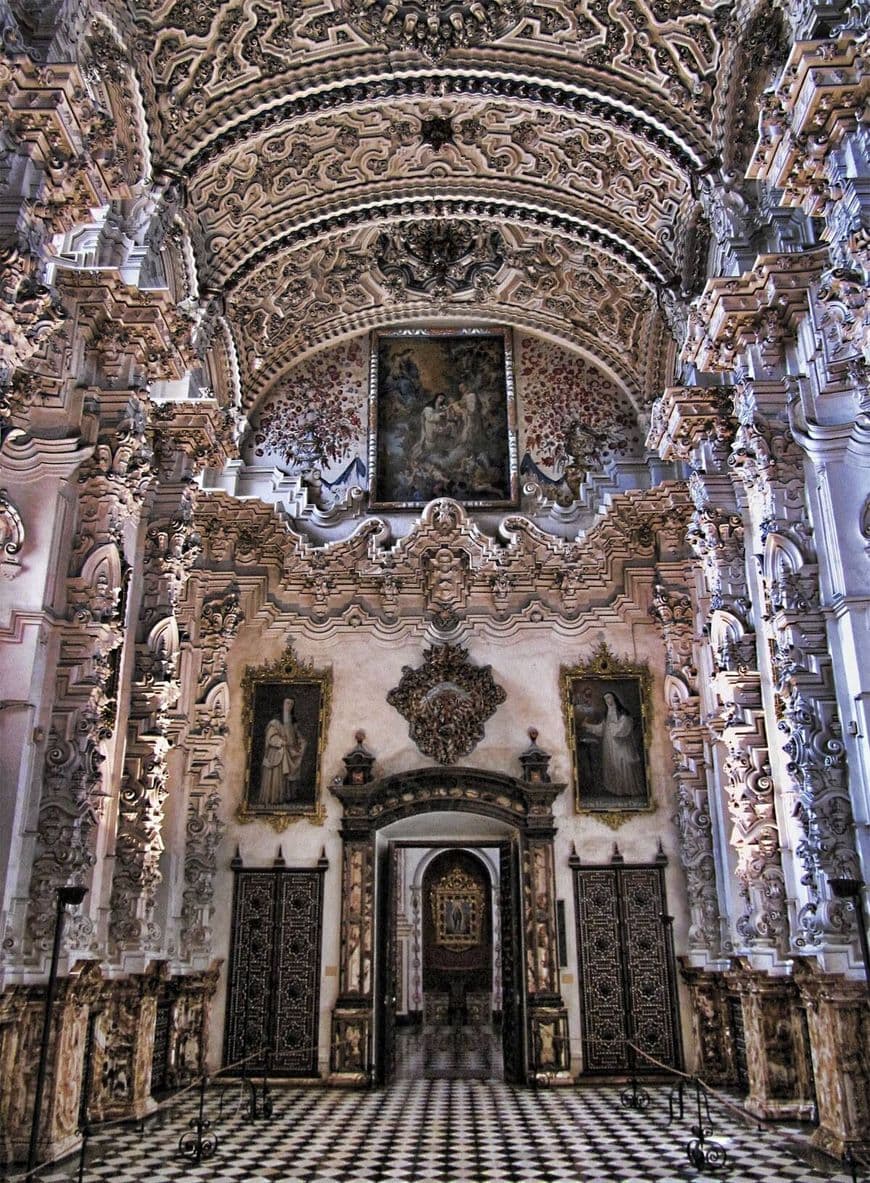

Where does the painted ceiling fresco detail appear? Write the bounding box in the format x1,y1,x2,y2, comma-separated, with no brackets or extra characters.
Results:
241,332,642,517
518,337,642,486
245,341,367,475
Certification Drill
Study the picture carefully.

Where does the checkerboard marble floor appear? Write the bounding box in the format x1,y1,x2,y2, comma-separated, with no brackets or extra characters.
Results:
28,1074,856,1183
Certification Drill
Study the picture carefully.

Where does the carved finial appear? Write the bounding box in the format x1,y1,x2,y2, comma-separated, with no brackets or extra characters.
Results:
230,844,243,869
655,838,667,864
317,846,329,869
519,727,551,783
611,843,624,863
355,729,365,744
274,845,286,867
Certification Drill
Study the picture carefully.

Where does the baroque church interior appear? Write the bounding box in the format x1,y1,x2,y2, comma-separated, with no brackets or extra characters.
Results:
0,0,869,1175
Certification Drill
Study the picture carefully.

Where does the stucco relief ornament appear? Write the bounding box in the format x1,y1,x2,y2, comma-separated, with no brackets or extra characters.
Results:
387,644,506,764
0,489,24,579
342,0,524,60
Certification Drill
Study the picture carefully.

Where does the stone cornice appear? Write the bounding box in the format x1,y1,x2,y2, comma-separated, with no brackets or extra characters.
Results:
682,249,829,372
748,35,869,215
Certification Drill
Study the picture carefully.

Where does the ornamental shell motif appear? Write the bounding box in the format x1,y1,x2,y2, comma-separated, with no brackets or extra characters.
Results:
387,643,507,765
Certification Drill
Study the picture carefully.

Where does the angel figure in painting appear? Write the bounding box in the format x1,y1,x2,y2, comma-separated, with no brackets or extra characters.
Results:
580,692,645,799
259,697,307,804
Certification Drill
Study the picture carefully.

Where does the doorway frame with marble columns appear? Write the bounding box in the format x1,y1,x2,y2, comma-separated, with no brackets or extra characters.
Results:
327,765,570,1086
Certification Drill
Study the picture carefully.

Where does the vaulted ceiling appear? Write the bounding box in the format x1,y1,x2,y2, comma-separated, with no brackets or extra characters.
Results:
76,0,765,414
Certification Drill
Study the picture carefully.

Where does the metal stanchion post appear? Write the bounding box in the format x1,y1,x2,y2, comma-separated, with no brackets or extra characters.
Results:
27,885,88,1174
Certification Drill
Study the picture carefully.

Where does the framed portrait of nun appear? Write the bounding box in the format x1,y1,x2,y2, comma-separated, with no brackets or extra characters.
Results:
238,648,331,829
560,643,654,824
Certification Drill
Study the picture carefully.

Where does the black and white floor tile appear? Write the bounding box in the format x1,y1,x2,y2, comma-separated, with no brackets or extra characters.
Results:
27,1030,854,1183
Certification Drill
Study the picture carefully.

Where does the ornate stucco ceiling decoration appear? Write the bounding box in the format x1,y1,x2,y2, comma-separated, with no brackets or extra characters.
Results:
121,0,726,166
224,218,668,410
186,97,692,290
340,0,528,61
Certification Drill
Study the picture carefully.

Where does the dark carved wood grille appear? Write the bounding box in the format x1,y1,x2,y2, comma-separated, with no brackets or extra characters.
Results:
224,868,325,1075
573,862,681,1074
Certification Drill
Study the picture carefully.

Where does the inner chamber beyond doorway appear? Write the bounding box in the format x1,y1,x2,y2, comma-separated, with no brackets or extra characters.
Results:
391,844,505,1082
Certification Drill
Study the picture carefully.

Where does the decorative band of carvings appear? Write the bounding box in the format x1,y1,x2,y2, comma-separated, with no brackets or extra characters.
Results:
181,74,700,179
225,197,664,290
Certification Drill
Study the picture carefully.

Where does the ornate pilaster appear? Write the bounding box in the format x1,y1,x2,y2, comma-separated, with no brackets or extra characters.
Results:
177,577,241,963
329,837,375,1084
687,474,789,956
109,484,199,956
648,385,788,960
730,378,861,951
649,579,722,960
26,394,153,959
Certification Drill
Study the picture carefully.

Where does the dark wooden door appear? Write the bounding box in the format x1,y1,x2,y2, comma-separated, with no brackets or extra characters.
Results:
573,861,682,1074
499,839,526,1083
224,867,325,1074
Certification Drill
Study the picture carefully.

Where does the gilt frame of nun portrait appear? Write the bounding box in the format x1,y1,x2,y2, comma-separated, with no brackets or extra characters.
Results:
238,648,332,830
368,327,519,510
560,644,654,825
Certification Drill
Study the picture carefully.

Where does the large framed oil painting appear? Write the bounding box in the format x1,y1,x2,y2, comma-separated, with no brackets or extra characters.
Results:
561,644,654,825
238,649,331,829
369,327,519,510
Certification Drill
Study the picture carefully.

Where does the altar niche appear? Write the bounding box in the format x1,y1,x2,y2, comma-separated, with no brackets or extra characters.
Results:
328,767,571,1087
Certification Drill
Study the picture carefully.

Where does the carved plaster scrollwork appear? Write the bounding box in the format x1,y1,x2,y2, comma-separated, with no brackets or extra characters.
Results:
375,220,505,299
728,379,861,949
27,397,155,958
648,385,789,958
0,489,25,578
0,247,67,393
649,581,722,959
387,644,507,765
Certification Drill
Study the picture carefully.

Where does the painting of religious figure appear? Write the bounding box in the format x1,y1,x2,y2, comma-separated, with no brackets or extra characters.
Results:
561,644,653,821
239,649,331,828
369,328,519,509
433,867,484,951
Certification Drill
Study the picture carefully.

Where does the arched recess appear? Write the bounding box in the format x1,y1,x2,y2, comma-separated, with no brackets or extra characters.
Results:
328,765,571,1087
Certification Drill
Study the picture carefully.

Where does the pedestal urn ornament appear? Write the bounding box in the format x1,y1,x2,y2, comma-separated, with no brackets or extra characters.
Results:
387,643,506,764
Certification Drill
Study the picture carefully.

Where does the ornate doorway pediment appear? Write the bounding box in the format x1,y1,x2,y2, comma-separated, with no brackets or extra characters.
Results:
330,765,564,838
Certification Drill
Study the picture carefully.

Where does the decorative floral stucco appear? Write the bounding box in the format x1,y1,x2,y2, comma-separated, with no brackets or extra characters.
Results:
243,334,641,490
518,336,641,476
245,341,367,478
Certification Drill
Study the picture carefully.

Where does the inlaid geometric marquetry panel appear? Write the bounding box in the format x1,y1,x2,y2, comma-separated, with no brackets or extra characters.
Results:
620,866,681,1069
273,874,325,1072
572,862,681,1074
224,868,325,1075
573,869,630,1072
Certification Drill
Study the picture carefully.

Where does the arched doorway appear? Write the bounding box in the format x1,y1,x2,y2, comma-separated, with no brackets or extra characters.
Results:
327,767,572,1087
390,841,503,1081
421,849,493,1025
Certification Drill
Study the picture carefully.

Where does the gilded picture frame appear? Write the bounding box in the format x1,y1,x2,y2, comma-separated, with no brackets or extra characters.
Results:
368,327,519,510
238,648,332,830
560,643,654,826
